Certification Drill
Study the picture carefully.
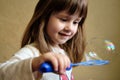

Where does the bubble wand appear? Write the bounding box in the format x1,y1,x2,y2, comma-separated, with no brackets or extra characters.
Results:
39,59,109,73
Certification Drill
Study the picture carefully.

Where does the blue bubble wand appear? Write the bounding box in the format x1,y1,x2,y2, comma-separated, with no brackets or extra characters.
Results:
39,59,109,73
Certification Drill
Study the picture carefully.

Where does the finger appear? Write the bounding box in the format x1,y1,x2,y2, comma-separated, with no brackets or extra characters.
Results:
62,55,68,70
57,54,70,74
62,54,71,71
57,54,65,74
50,53,59,72
65,55,71,68
41,52,59,72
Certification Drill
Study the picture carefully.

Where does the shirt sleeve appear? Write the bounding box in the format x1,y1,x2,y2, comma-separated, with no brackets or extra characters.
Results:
0,45,39,80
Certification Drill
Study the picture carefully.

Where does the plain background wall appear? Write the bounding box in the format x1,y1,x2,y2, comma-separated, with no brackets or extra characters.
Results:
0,0,120,80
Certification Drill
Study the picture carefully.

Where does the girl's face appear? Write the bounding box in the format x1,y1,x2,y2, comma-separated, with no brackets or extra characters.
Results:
46,10,81,45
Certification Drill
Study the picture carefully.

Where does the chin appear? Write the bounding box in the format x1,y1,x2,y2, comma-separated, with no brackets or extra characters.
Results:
58,40,68,45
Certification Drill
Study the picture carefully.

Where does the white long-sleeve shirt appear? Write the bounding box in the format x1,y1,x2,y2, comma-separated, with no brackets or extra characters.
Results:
0,45,74,80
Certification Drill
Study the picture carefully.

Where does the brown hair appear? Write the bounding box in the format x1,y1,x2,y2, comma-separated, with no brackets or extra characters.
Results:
21,0,88,63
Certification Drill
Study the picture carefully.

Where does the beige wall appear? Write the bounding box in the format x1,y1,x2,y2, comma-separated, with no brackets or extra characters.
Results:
0,0,120,80
0,0,38,62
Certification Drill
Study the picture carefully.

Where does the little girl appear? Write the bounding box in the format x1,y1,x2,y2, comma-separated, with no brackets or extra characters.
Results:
0,0,88,80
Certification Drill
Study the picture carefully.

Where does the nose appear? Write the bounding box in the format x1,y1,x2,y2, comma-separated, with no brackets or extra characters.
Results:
64,23,74,32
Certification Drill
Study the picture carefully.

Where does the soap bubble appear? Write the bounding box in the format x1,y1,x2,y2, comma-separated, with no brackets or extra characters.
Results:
81,37,116,66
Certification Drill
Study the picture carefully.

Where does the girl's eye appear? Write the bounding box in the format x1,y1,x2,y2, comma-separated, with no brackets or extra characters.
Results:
60,18,67,22
73,21,79,25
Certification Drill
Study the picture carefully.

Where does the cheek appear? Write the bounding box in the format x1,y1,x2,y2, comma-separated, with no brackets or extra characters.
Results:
47,20,62,33
70,27,78,39
73,26,78,35
47,25,61,34
46,22,61,37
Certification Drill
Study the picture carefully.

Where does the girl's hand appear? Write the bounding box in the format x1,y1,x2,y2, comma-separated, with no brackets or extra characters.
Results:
32,52,70,74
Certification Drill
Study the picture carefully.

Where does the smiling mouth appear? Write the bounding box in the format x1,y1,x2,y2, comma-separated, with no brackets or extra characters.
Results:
58,32,72,39
59,32,71,36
